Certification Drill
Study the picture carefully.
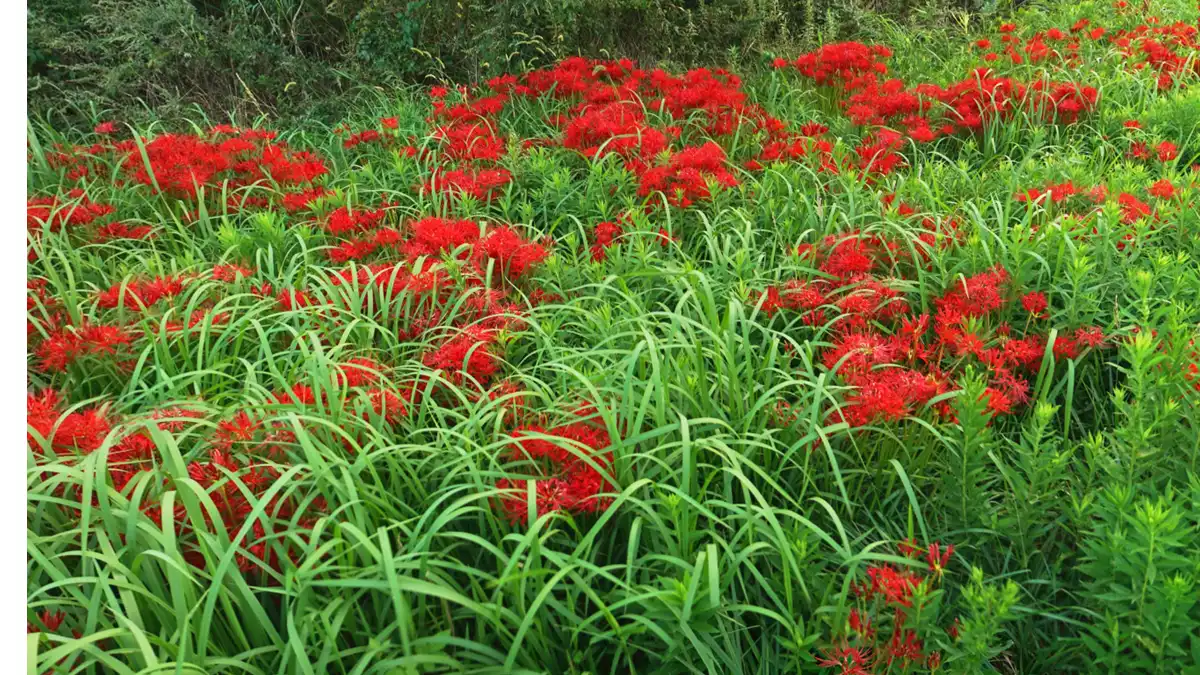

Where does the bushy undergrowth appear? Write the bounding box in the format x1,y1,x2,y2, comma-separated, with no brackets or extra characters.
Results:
26,1,1200,673
29,0,982,125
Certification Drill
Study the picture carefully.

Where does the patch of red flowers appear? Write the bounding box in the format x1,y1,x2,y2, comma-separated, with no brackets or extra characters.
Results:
756,227,1110,428
496,409,616,523
821,540,958,674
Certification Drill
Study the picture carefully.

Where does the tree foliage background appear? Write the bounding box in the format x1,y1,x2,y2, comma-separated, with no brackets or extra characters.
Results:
28,0,993,124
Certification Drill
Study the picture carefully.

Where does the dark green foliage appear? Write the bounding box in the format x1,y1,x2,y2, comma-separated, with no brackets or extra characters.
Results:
1075,479,1200,673
28,0,996,125
943,566,1021,673
945,369,997,532
29,0,352,122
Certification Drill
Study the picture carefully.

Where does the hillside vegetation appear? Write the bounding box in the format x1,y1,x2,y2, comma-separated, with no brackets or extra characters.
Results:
26,1,1200,673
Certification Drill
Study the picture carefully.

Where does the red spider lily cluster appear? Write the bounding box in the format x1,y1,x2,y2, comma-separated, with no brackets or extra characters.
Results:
967,15,1200,92
756,208,1111,428
31,126,333,257
30,131,588,547
29,385,326,574
29,265,256,373
637,141,738,207
496,407,616,523
1110,20,1200,89
126,129,328,197
1009,146,1198,251
27,189,115,233
778,41,1100,147
817,540,957,674
383,56,780,206
43,126,327,199
590,217,626,261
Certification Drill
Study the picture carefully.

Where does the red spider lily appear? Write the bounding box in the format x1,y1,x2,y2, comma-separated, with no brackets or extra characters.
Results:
887,629,925,666
849,608,876,639
591,220,624,261
28,191,115,233
224,194,271,213
146,449,322,575
321,205,388,236
1016,181,1080,204
423,166,512,201
164,309,231,333
335,357,387,387
1156,141,1179,161
816,643,874,675
281,186,333,212
495,471,611,523
819,233,882,280
28,610,66,634
925,542,954,577
1075,325,1108,348
934,265,1010,320
96,275,190,310
1148,178,1176,199
781,37,1098,139
823,332,900,376
27,389,111,454
423,326,500,385
326,261,450,306
854,565,919,607
792,42,892,86
27,279,63,338
209,411,298,462
104,431,161,491
487,379,529,420
474,225,550,281
562,101,668,166
36,322,135,372
274,383,318,406
509,421,612,467
431,121,507,162
497,414,615,523
343,129,382,149
402,216,481,257
1021,291,1049,317
854,132,907,177
1118,192,1153,223
638,142,738,208
327,238,379,263
120,130,327,198
146,406,206,433
361,387,412,423
836,368,949,426
1049,331,1083,360
92,222,154,242
212,264,255,282
254,285,316,311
